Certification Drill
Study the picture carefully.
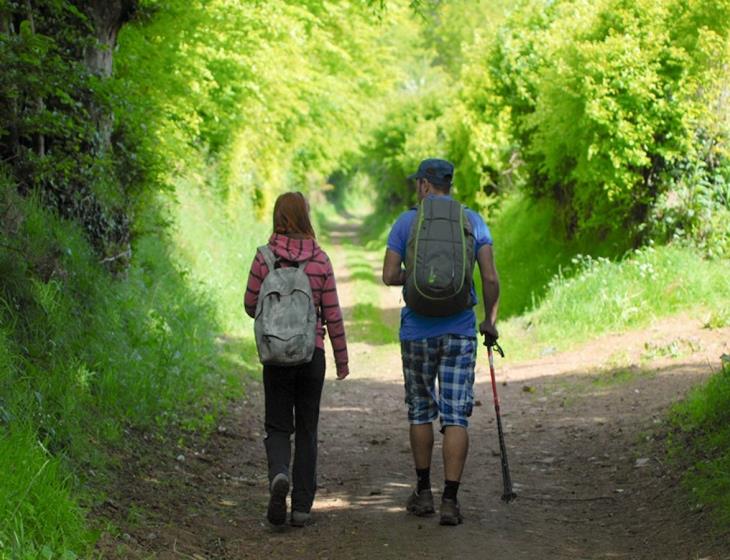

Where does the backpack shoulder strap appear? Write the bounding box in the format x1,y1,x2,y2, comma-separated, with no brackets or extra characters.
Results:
258,245,277,272
461,204,473,232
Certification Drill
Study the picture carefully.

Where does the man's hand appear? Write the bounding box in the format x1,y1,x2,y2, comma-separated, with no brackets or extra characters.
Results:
479,320,499,347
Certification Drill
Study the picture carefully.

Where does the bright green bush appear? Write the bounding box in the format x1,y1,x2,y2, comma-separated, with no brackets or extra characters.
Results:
453,0,730,250
529,0,729,236
359,87,452,208
448,1,556,205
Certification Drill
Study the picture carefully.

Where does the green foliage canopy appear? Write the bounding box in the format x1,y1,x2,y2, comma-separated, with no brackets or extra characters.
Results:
454,0,730,249
115,0,408,215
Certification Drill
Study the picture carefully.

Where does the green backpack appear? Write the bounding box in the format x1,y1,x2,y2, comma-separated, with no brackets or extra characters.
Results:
404,197,475,317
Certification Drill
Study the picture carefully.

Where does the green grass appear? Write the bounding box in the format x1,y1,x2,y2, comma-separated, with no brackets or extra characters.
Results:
340,249,398,346
488,193,628,318
0,427,89,560
171,176,272,338
670,358,730,525
500,243,730,359
0,176,256,554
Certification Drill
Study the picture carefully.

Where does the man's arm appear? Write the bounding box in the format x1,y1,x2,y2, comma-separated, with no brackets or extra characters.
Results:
382,248,406,286
476,244,500,340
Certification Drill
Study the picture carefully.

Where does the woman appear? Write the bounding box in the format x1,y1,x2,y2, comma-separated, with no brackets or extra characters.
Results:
244,192,349,528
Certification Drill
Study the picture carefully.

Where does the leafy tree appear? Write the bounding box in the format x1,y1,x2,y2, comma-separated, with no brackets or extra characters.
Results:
115,0,405,216
453,0,730,250
0,0,139,264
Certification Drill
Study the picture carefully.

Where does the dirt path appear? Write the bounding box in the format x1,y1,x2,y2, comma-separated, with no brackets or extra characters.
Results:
96,218,730,560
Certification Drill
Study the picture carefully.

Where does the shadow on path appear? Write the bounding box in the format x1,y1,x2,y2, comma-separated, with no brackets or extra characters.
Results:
96,354,729,560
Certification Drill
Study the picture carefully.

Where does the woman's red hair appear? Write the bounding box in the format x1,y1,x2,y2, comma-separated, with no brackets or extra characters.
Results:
273,192,316,239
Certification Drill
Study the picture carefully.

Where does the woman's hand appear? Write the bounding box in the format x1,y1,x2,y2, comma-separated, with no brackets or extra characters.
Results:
336,363,349,380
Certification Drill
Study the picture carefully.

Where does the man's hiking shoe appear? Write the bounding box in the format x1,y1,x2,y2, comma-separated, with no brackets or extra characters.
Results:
439,498,463,526
267,473,289,526
406,489,435,516
290,510,311,527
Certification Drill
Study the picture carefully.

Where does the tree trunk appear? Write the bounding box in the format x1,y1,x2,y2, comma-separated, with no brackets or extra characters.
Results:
84,0,136,154
82,1,137,270
85,0,136,78
24,0,45,158
0,10,20,158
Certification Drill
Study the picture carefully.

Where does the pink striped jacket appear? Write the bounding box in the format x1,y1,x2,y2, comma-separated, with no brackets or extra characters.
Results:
244,233,349,374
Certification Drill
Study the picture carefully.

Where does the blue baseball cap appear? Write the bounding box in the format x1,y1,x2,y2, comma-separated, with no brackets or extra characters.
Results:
407,158,454,187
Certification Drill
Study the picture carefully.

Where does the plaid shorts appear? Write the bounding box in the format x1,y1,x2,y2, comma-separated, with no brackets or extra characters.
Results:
401,335,477,428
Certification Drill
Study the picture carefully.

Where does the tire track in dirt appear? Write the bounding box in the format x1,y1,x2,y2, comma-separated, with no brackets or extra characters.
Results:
96,216,730,560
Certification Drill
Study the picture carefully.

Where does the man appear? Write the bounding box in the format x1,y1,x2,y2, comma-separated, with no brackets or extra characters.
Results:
382,158,499,525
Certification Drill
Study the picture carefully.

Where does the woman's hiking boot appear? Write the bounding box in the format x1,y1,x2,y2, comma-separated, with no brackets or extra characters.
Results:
267,473,290,526
406,489,435,516
439,498,463,526
290,510,311,527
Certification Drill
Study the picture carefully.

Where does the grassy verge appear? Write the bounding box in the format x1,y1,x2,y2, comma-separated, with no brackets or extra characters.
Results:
171,175,271,339
500,243,730,359
339,244,398,346
669,357,730,526
488,193,629,318
0,175,256,555
0,427,89,560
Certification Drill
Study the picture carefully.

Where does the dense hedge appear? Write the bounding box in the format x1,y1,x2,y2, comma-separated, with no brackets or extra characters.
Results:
461,0,729,249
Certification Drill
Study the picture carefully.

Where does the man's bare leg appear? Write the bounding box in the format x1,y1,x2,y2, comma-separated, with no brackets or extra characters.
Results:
443,425,468,481
410,423,434,469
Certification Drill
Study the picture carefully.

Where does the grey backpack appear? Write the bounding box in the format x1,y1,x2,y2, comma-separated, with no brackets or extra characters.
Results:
254,245,317,366
404,197,475,317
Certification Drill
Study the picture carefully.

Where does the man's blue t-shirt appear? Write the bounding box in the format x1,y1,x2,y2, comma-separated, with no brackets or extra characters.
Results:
386,195,493,341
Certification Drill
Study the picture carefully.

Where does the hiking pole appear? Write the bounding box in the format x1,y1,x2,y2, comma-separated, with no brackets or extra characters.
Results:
485,338,517,503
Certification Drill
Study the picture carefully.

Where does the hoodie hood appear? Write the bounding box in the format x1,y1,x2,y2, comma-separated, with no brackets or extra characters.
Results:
268,233,320,262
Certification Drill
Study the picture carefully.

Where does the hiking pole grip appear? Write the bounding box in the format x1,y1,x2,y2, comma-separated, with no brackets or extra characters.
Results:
485,338,517,503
